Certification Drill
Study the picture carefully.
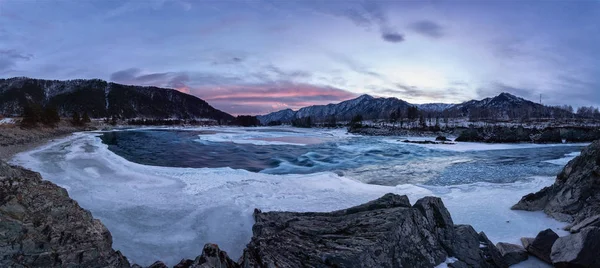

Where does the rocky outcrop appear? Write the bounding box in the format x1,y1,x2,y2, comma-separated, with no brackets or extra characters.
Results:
520,229,559,264
240,194,507,268
0,161,130,267
512,140,600,225
551,227,600,267
495,242,528,266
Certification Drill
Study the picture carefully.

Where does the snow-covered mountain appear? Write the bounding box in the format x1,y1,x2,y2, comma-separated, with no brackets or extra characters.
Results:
258,92,574,124
256,108,296,125
0,77,234,121
258,94,412,123
447,92,571,119
293,94,412,122
416,103,455,112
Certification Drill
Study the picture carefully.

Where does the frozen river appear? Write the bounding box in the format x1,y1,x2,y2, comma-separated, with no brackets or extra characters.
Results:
10,127,586,266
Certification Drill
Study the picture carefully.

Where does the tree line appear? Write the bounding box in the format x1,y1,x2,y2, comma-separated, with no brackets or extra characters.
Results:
19,104,91,128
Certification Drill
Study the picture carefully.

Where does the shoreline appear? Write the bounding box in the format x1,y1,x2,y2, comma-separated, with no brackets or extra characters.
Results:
0,121,110,161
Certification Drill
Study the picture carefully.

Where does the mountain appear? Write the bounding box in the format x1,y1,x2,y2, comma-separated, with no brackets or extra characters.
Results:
257,94,413,124
293,94,412,122
446,92,571,119
256,108,296,125
259,92,574,124
416,103,455,112
0,77,234,121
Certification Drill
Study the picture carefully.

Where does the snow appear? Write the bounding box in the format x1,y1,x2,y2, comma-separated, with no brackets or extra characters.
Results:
0,118,15,124
194,126,351,146
10,130,570,266
384,137,588,152
434,257,458,268
543,152,581,166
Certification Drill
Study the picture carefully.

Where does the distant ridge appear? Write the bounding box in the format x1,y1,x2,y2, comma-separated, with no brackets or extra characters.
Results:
0,77,234,121
257,92,573,124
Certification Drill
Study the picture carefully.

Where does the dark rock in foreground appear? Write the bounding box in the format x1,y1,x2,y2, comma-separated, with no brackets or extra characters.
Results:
240,194,507,268
0,161,130,267
512,140,600,225
551,227,600,267
521,229,559,264
496,242,528,266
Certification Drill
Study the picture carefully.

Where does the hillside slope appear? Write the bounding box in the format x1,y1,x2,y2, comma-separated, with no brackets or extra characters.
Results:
0,77,234,121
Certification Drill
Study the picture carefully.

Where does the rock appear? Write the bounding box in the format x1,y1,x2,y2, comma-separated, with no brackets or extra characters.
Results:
0,161,130,268
193,244,238,268
173,259,194,268
512,140,600,225
525,229,559,264
551,227,600,268
240,194,507,268
568,215,600,233
496,242,528,266
147,261,169,268
436,136,448,141
520,237,535,249
143,244,238,268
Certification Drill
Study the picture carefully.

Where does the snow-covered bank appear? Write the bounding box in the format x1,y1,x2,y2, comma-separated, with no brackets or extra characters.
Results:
10,130,571,266
384,137,589,152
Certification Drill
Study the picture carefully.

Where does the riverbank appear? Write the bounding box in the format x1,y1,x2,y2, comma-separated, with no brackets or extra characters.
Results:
350,125,600,143
0,121,108,161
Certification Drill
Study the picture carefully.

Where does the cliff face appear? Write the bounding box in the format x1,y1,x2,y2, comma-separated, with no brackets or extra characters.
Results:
0,77,234,121
512,140,600,225
0,161,130,267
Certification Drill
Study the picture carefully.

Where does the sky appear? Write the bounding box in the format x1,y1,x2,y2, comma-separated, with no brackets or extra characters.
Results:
1,0,599,115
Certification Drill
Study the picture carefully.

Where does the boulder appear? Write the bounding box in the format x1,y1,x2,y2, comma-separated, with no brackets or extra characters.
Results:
436,136,448,141
568,215,600,233
513,140,600,225
240,193,507,268
551,227,600,268
520,237,534,249
0,161,130,268
524,229,559,264
496,242,528,266
193,244,238,268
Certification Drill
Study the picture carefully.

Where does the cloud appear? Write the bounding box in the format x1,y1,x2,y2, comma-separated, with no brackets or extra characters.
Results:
376,83,471,103
328,52,382,78
476,82,536,101
264,65,312,80
193,82,357,115
108,67,353,115
408,20,444,38
0,49,32,71
381,31,405,43
305,1,405,43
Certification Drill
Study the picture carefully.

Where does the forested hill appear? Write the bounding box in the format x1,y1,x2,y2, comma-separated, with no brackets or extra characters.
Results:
0,77,234,121
258,92,594,125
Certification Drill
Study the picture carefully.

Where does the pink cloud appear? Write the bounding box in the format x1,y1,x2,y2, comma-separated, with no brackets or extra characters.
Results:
191,82,358,115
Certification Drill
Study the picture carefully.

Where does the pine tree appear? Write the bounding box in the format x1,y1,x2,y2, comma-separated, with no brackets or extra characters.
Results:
82,112,91,124
21,105,42,128
41,106,60,127
71,112,81,126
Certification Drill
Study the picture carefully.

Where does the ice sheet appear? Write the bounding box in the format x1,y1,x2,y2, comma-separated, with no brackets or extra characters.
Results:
543,151,581,166
385,137,588,152
194,126,352,146
10,132,569,266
